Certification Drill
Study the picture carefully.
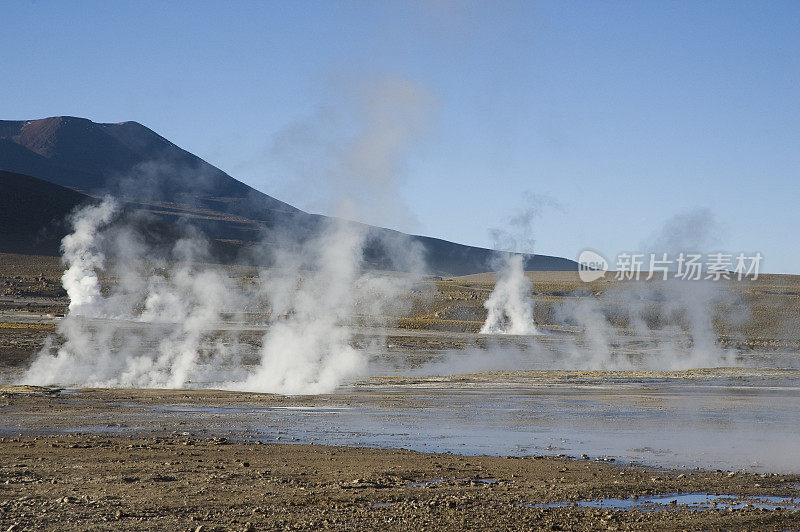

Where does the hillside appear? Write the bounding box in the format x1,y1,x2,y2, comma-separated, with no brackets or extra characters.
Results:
0,117,578,275
0,169,90,255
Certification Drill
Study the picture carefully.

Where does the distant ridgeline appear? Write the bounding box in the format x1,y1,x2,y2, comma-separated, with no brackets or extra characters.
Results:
0,117,577,275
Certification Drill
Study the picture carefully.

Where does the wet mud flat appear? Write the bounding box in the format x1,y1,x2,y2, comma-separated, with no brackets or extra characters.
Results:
1,435,799,531
3,367,800,473
2,374,800,530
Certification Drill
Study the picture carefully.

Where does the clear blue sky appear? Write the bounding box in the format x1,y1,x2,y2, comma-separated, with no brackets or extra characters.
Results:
3,1,799,272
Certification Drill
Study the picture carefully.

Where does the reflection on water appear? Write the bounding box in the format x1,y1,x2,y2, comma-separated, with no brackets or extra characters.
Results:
2,372,800,473
529,492,800,511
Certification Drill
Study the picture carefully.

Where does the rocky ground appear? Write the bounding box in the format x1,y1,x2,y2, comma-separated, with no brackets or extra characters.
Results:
0,383,799,531
1,434,799,531
2,252,800,530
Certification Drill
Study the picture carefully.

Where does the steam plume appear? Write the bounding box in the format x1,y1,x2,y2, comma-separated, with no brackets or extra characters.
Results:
480,254,536,334
235,220,369,394
21,202,417,393
60,197,117,313
480,193,557,335
21,74,432,394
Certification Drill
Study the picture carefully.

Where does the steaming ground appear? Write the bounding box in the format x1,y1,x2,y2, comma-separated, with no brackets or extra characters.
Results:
19,198,421,393
2,250,800,532
479,254,538,335
2,209,800,478
1,197,798,530
4,366,800,473
14,199,762,393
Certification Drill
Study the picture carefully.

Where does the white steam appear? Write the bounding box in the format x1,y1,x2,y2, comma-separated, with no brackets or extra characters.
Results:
22,73,432,394
272,73,437,231
60,197,117,313
479,254,536,335
236,220,369,394
469,208,741,371
409,275,741,377
550,278,738,371
480,193,557,335
24,203,248,388
22,199,747,392
22,203,417,393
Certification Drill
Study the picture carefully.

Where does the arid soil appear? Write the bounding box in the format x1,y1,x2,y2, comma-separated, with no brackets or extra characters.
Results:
1,433,799,532
3,253,800,530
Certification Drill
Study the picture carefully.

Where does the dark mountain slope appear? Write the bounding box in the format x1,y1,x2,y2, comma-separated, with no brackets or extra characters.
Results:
0,170,244,261
0,117,297,219
0,117,578,274
0,169,90,255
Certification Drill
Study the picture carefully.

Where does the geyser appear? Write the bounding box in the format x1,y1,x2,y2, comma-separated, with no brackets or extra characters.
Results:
480,254,537,335
21,199,416,393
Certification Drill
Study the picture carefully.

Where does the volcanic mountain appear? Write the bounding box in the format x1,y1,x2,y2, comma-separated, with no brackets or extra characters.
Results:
0,116,577,275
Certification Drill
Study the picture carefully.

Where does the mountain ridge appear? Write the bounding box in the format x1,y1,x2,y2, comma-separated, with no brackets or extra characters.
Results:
0,116,578,275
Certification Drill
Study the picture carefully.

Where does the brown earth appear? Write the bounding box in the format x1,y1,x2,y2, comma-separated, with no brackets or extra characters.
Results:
0,434,798,532
3,253,800,530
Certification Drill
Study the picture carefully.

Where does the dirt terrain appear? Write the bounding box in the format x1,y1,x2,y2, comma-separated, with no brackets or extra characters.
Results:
1,432,799,531
2,252,800,530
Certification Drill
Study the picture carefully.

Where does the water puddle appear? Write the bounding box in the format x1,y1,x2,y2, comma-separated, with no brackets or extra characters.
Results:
529,492,800,511
146,404,351,415
405,478,447,487
53,424,132,435
405,478,499,487
4,379,800,473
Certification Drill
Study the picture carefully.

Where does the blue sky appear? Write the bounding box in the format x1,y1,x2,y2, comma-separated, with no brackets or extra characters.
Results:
3,1,799,272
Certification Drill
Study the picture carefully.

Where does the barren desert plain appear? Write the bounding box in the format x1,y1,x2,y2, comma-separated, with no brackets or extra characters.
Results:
1,252,800,531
